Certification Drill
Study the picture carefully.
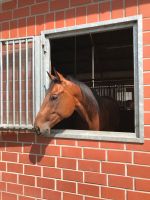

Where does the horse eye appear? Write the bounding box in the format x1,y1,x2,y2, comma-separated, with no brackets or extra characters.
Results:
50,94,58,101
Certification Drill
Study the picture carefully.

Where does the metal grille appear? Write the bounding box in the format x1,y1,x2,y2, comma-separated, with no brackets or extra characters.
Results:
0,37,35,129
85,80,134,110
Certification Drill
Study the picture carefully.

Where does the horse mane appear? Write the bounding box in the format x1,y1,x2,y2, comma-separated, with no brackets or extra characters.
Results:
67,76,99,121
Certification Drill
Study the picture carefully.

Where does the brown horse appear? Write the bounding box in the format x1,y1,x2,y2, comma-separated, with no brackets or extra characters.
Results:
34,70,120,135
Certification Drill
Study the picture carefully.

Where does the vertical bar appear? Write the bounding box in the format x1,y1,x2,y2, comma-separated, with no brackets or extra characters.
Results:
26,39,28,125
0,42,3,125
6,41,9,125
92,46,95,88
32,39,35,124
13,40,15,125
19,40,22,125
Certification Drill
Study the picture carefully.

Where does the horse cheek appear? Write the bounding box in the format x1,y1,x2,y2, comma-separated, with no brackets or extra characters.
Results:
59,96,75,118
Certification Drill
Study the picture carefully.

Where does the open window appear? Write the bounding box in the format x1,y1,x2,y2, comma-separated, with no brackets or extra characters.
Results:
41,16,143,142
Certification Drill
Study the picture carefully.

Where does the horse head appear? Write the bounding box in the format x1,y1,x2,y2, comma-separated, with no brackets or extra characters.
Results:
34,70,81,135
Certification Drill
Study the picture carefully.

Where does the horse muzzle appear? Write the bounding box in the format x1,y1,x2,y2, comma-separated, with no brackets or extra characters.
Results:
34,123,51,136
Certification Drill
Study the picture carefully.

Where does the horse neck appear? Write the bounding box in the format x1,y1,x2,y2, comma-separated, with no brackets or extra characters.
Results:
71,82,100,131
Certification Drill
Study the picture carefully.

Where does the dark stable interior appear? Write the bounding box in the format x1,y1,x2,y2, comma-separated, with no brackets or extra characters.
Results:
50,27,135,132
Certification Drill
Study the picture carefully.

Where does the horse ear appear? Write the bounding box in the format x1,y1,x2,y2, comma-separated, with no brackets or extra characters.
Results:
53,69,65,82
47,71,55,80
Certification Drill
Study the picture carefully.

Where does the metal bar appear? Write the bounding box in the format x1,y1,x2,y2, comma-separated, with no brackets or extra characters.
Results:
19,41,22,125
32,39,35,124
25,39,28,125
0,42,3,124
6,41,9,125
13,40,15,125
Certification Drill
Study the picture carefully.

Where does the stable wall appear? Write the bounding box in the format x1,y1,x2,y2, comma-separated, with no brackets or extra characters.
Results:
0,0,150,200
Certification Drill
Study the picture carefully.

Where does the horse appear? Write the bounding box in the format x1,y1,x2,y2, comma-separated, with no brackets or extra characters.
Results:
34,70,120,135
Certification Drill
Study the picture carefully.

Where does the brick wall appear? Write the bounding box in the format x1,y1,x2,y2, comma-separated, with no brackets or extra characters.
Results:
0,0,150,199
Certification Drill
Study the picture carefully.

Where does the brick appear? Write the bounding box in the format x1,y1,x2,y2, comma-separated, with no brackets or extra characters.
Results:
1,21,9,38
45,13,54,30
2,132,17,142
143,32,150,45
126,139,150,152
127,190,150,200
144,59,150,71
87,4,99,23
43,189,61,200
24,165,41,176
18,132,35,143
76,7,86,25
143,18,150,31
101,186,125,200
85,198,103,200
0,162,6,171
55,11,65,28
144,46,150,58
37,177,55,189
62,146,82,158
108,150,132,163
144,126,150,138
65,9,75,27
24,186,41,198
19,196,35,200
71,0,90,6
0,181,6,191
43,167,61,179
42,145,60,156
108,175,133,189
57,180,76,193
18,18,27,37
36,136,55,144
100,141,124,149
10,20,18,38
50,0,69,11
23,143,41,154
102,162,125,175
84,172,106,185
144,86,150,98
7,183,23,195
36,15,44,35
2,172,17,183
144,73,150,85
0,11,12,22
145,113,150,125
125,0,137,16
84,148,105,161
19,175,35,186
2,192,17,200
56,138,76,146
27,17,35,36
2,0,17,10
63,193,83,200
134,152,150,165
78,160,100,172
57,157,76,170
112,0,124,19
127,165,150,179
139,0,150,18
37,155,55,167
0,142,5,151
2,152,17,162
18,0,35,7
78,183,99,197
135,178,150,192
31,2,49,15
19,154,36,164
63,169,83,182
7,163,23,173
13,7,29,18
99,1,111,21
77,140,99,148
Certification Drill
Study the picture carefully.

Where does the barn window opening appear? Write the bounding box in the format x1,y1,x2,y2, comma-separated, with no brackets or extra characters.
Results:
50,27,135,133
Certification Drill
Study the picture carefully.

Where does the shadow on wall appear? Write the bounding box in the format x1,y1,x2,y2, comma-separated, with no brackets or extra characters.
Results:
0,0,148,38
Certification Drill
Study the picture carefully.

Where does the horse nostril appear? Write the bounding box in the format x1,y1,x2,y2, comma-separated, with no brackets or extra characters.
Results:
34,126,41,135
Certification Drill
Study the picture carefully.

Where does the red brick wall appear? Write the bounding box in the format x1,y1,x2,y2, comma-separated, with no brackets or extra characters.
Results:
0,0,150,199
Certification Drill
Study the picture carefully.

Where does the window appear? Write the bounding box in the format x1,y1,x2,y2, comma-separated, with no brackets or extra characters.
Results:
43,16,143,142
